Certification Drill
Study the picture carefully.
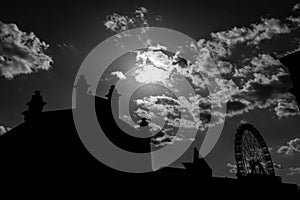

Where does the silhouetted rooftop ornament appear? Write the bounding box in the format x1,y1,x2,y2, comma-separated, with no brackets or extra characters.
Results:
136,117,152,136
139,117,149,127
105,85,121,100
182,148,212,177
22,90,47,122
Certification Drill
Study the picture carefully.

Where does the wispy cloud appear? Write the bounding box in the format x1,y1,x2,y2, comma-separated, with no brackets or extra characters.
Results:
268,147,273,152
0,21,53,79
273,163,284,169
288,167,300,175
57,43,76,51
277,138,300,156
211,18,292,46
103,7,149,33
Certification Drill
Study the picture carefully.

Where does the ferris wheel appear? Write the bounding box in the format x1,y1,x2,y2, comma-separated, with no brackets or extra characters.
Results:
234,123,275,177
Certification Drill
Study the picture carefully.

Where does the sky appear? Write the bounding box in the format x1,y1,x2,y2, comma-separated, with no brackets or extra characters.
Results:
0,0,300,184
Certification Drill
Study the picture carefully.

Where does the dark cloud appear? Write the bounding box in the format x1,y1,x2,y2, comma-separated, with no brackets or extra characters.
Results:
226,100,248,115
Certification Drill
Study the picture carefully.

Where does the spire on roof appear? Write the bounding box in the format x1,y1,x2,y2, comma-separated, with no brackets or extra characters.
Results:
22,90,47,122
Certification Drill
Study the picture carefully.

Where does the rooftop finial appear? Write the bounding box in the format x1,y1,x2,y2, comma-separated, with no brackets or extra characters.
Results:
22,90,47,122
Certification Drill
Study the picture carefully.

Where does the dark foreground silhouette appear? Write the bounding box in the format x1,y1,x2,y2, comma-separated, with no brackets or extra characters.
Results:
0,53,299,195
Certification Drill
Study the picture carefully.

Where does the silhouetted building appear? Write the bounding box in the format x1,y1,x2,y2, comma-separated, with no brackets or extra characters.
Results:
157,148,212,179
280,51,300,101
0,78,299,195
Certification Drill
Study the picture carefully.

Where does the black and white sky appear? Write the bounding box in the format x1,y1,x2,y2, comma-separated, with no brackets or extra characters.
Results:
0,0,300,184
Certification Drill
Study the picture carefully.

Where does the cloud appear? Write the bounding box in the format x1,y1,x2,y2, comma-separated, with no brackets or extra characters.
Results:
198,29,299,119
57,43,76,51
277,138,300,156
288,167,300,175
288,16,300,26
273,163,284,169
293,3,300,11
131,47,299,145
211,18,291,46
274,94,300,118
151,134,195,147
103,7,149,33
277,145,294,156
133,35,299,144
111,71,127,80
227,163,237,174
268,147,273,152
287,138,300,151
156,15,163,21
104,8,300,120
0,21,53,79
104,13,134,33
103,6,300,146
225,53,298,118
134,64,171,86
0,125,11,136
